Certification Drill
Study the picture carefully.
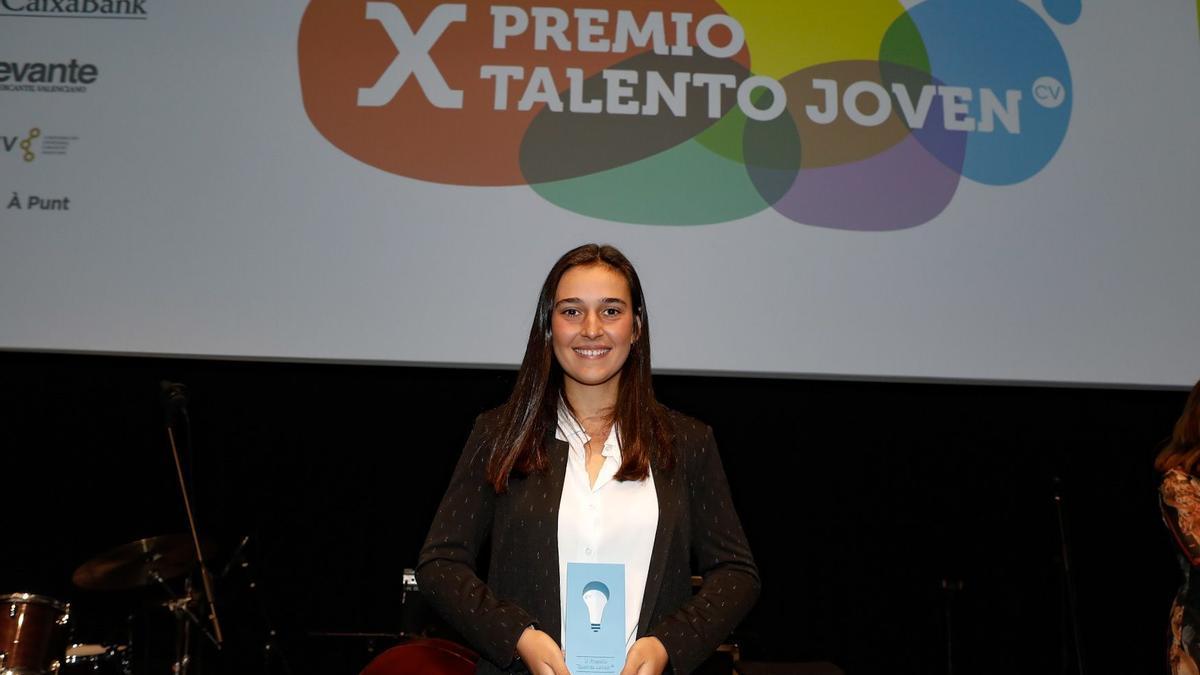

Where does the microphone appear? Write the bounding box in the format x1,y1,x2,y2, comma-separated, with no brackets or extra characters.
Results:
161,380,189,418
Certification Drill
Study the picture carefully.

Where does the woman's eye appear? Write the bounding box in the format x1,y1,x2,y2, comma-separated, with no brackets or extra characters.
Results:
560,307,621,318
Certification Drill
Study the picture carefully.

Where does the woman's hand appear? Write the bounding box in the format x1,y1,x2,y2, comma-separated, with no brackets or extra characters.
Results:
516,626,571,675
619,636,669,675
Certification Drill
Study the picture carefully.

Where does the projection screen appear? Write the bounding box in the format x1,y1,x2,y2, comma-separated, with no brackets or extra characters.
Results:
2,0,1198,387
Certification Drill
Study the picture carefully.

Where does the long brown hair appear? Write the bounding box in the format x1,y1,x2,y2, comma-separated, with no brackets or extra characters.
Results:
484,244,675,493
1155,379,1200,475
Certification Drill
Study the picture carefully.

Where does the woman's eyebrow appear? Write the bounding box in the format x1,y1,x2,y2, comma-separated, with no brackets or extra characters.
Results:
554,297,628,307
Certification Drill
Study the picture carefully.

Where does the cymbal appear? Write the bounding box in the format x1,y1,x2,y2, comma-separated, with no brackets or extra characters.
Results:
72,534,215,591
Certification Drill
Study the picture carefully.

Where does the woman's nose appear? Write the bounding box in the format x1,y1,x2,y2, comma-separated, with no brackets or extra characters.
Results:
582,311,602,337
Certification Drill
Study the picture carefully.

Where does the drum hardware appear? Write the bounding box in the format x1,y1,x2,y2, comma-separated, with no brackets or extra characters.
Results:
218,536,250,580
158,380,222,675
62,529,289,675
62,642,132,675
156,577,219,651
8,381,294,675
58,378,226,674
160,381,223,652
71,534,215,592
144,560,223,675
219,536,292,675
70,534,220,673
65,534,215,675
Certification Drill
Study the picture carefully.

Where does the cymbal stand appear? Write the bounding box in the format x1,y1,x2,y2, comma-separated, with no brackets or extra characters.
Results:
1052,476,1085,675
165,419,223,645
175,579,193,675
221,536,293,674
160,385,223,675
152,570,219,675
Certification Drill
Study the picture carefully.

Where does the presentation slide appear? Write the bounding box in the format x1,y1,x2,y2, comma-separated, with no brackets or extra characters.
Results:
3,0,1198,386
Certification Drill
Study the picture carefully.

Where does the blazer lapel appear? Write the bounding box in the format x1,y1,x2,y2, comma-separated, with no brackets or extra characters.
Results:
536,429,571,641
638,454,680,636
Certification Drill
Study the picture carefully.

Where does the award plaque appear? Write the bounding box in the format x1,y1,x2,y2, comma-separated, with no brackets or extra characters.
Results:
565,562,626,675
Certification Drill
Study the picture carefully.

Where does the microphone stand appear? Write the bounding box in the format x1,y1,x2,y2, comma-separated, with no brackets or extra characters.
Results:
162,382,223,674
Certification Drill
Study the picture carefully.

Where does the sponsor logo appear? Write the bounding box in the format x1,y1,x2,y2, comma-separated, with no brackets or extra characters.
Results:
0,58,99,93
0,0,146,19
2,127,77,161
6,191,71,210
298,0,1077,230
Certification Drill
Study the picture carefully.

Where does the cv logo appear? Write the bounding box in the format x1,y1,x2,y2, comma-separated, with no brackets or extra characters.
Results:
1,128,41,162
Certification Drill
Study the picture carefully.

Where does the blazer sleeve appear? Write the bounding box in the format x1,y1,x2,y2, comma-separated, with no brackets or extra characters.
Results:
415,413,536,670
647,424,761,674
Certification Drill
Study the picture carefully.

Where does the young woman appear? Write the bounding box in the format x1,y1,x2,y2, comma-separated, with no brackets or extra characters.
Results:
1157,379,1200,675
416,244,759,675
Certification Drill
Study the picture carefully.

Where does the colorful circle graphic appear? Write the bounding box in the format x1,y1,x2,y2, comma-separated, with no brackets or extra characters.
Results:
298,0,1077,229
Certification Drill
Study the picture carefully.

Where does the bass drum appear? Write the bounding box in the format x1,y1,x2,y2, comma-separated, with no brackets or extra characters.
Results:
359,637,477,675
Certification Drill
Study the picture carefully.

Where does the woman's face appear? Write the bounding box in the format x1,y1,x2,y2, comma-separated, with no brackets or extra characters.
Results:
551,264,638,393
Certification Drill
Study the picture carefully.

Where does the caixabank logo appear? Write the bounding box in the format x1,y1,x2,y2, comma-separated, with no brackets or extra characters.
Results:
298,0,1078,230
0,0,147,19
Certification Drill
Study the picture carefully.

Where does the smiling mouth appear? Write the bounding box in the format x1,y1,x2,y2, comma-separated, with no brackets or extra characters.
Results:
573,347,612,359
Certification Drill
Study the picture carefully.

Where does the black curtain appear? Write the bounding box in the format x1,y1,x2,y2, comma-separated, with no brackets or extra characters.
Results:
0,351,1183,674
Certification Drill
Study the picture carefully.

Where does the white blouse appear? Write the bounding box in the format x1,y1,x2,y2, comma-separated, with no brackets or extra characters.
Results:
555,398,659,656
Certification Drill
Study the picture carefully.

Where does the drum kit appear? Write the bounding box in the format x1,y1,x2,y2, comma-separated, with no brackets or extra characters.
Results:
3,381,258,675
0,534,222,675
3,380,480,675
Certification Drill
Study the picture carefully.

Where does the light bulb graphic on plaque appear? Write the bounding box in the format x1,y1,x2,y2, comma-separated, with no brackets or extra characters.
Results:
582,582,610,632
566,562,625,674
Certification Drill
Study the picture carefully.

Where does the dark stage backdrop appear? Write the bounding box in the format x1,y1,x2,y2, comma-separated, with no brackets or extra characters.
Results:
0,351,1185,674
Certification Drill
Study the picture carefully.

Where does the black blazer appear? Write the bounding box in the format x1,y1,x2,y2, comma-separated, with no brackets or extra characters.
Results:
416,406,760,674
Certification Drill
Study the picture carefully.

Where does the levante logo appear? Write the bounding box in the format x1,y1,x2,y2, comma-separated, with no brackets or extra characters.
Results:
298,0,1078,230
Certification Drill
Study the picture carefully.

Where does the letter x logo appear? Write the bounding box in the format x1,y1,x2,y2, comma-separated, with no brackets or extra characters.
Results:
357,3,467,109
